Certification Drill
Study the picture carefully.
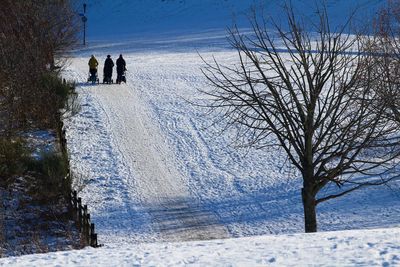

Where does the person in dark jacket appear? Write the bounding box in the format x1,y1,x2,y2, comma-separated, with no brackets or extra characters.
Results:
116,54,126,84
103,55,114,84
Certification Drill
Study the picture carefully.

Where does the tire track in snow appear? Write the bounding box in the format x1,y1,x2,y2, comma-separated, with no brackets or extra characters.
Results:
65,59,229,243
86,88,160,244
63,61,159,244
91,83,229,242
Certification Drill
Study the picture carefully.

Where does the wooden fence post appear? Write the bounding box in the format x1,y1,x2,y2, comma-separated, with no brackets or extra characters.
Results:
93,234,98,247
90,223,96,247
82,205,88,244
78,197,82,231
73,191,77,211
68,190,73,214
86,213,91,245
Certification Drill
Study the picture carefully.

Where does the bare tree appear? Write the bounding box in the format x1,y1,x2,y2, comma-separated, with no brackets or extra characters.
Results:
0,0,79,135
366,0,400,124
202,5,400,232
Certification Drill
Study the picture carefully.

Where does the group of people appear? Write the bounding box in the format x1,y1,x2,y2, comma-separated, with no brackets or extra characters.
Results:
88,54,126,84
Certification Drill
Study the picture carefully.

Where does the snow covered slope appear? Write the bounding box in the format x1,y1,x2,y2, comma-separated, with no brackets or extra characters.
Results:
81,0,384,39
2,228,400,266
24,0,399,264
62,46,400,246
59,0,400,247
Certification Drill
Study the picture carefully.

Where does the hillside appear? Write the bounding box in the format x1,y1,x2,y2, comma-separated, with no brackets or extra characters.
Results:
2,0,399,265
81,0,384,39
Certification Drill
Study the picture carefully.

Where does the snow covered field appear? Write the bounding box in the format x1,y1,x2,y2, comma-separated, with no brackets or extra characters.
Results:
62,45,400,246
2,0,400,265
2,228,400,266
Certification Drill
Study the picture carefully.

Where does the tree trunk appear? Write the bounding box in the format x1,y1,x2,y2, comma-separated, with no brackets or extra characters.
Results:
301,187,317,232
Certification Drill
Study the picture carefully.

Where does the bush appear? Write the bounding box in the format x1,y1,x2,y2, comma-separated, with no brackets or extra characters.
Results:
40,73,71,103
27,73,75,129
28,151,70,200
0,0,78,131
0,138,31,184
0,135,71,199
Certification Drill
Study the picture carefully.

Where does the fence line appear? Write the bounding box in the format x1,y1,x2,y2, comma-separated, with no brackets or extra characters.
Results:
57,107,101,248
69,189,101,247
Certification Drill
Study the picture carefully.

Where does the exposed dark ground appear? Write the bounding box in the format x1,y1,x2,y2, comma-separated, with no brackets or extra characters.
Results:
0,175,81,257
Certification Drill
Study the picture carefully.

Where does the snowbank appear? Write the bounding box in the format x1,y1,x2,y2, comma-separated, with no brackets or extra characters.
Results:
2,227,399,266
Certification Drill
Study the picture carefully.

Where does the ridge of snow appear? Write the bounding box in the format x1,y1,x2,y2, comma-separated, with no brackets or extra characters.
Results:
1,227,399,266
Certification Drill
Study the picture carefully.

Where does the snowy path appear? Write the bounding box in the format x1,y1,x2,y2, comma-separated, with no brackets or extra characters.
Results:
63,58,229,244
90,80,229,241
